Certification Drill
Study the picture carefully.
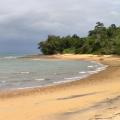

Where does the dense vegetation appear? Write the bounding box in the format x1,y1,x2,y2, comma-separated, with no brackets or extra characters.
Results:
38,22,120,55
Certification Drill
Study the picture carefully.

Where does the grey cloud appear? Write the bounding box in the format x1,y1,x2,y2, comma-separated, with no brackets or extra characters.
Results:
0,0,120,54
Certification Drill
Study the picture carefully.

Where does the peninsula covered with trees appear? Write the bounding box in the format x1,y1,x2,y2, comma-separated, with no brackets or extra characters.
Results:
38,22,120,55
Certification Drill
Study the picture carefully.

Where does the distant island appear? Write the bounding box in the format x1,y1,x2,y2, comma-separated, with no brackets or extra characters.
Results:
38,22,120,55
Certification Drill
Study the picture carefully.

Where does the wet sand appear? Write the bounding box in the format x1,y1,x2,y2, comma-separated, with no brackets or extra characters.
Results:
0,54,120,120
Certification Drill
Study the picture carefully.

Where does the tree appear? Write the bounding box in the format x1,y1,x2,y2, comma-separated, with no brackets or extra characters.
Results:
38,22,120,55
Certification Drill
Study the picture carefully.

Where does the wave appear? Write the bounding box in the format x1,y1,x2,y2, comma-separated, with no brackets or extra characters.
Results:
0,56,18,60
87,65,108,74
7,65,108,91
79,71,87,74
64,76,86,81
53,75,88,85
88,65,94,68
0,59,108,91
16,71,30,74
0,80,6,83
64,76,82,80
35,78,45,81
53,66,108,85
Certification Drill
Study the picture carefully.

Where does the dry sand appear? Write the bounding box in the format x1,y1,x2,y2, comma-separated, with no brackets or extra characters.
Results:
0,54,120,120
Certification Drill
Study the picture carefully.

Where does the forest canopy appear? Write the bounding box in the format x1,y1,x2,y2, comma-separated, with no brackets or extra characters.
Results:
38,22,120,55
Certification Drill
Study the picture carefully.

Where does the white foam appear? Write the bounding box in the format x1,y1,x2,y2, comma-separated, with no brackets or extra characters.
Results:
87,66,108,74
18,72,30,74
53,81,67,84
88,65,94,68
35,78,45,81
64,76,83,81
16,85,42,90
64,77,74,80
53,75,87,85
74,76,80,79
1,56,17,60
87,71,98,74
1,81,6,83
79,71,86,74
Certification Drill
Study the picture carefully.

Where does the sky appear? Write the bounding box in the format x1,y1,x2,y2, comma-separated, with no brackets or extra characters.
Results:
0,0,120,55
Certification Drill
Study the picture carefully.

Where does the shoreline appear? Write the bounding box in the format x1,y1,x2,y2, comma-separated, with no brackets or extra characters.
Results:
0,54,108,98
0,66,107,99
0,54,120,120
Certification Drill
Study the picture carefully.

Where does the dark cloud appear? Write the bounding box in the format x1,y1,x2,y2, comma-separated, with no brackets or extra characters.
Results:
0,0,120,54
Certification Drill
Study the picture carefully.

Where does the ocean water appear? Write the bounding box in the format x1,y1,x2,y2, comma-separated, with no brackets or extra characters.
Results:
0,55,106,90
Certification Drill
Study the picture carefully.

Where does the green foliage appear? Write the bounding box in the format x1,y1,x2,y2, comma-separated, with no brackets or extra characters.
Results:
63,48,76,54
38,22,120,55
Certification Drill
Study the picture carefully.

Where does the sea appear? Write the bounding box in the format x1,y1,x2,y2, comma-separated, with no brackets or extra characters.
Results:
0,54,106,91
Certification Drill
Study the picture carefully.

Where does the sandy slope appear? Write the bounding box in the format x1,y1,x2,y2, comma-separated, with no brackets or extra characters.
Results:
0,54,120,120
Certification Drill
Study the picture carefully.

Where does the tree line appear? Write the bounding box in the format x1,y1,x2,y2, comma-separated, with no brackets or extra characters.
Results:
38,22,120,55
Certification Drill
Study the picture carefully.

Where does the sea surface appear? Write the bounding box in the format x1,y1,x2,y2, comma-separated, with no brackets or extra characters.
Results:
0,55,106,91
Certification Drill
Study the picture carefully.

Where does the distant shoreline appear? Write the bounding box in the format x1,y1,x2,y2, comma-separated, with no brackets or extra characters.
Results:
21,53,119,61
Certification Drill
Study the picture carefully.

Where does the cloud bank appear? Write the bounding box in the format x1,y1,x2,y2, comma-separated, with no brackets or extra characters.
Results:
0,0,120,54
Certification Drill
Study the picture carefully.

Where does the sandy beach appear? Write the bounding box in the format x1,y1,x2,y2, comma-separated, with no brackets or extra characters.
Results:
0,54,120,120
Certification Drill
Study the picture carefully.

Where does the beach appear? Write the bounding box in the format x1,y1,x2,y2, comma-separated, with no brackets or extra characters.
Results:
0,54,120,120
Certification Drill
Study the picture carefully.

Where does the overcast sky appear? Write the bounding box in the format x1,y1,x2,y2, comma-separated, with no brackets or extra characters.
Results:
0,0,120,55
